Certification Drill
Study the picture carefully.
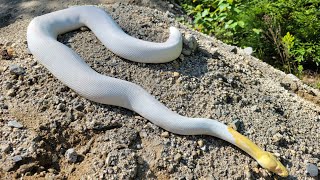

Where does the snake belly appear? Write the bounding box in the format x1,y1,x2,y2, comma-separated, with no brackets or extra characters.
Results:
27,6,288,177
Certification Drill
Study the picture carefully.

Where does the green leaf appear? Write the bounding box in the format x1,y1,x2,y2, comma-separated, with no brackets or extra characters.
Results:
219,3,229,11
229,22,238,29
233,7,241,13
202,9,210,17
252,28,262,34
195,4,202,11
227,0,233,4
237,21,245,28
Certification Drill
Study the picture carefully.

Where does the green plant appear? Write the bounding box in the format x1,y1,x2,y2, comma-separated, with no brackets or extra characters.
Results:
177,0,320,75
179,0,245,44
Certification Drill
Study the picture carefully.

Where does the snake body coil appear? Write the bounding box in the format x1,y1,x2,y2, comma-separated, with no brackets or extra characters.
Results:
27,6,288,177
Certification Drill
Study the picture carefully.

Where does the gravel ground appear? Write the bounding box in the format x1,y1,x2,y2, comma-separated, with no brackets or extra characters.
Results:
0,2,319,180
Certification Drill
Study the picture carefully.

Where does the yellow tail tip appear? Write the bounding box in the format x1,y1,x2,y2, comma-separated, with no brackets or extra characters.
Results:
257,152,289,177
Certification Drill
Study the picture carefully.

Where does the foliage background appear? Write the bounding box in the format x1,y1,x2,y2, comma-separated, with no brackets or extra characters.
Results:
176,0,320,75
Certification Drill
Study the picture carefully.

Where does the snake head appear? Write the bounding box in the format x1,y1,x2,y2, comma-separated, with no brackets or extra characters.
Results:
257,152,288,177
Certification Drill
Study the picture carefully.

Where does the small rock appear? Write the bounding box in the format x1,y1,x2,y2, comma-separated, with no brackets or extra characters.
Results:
182,49,191,56
57,103,66,112
184,34,198,50
182,33,198,56
0,66,8,73
197,140,204,147
179,54,184,60
251,105,261,112
12,155,22,162
229,119,242,131
200,145,207,151
281,74,298,91
7,120,23,129
75,112,84,119
0,159,15,172
306,163,318,177
80,26,89,31
174,153,182,162
230,46,237,54
243,47,253,55
74,103,84,111
1,49,13,60
173,72,180,78
9,64,25,76
6,89,16,97
272,133,284,143
137,157,144,165
65,148,78,163
52,154,58,162
244,168,251,178
161,131,169,138
0,144,11,153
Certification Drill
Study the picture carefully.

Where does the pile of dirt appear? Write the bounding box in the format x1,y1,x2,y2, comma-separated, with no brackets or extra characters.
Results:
0,2,319,179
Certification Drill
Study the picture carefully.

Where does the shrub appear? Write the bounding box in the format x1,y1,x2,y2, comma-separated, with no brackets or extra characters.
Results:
177,0,320,75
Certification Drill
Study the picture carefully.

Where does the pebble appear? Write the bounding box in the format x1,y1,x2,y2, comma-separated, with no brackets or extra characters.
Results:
272,132,284,143
173,72,180,77
80,26,89,31
197,140,204,147
65,148,78,163
74,103,84,111
12,155,22,162
1,159,15,172
0,144,11,153
9,64,25,76
230,46,237,54
6,89,16,97
161,131,169,138
182,49,191,56
174,153,182,162
200,145,207,151
7,120,23,128
229,119,242,131
182,33,198,56
0,65,8,73
1,48,13,60
281,74,298,91
306,163,318,177
57,103,66,111
243,47,253,55
179,54,184,60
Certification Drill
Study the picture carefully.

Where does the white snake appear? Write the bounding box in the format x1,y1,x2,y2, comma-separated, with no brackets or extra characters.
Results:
27,6,288,177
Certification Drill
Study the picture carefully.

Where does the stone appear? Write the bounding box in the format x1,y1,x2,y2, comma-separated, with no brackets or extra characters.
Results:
243,47,253,55
0,159,15,172
1,49,13,60
12,155,22,162
184,34,198,51
174,153,182,162
230,46,237,54
74,103,84,111
173,72,180,78
0,144,11,153
161,131,169,138
9,64,25,76
306,163,318,177
229,119,242,131
6,89,16,97
57,103,66,112
281,74,298,91
7,120,23,128
197,140,204,147
65,148,78,163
